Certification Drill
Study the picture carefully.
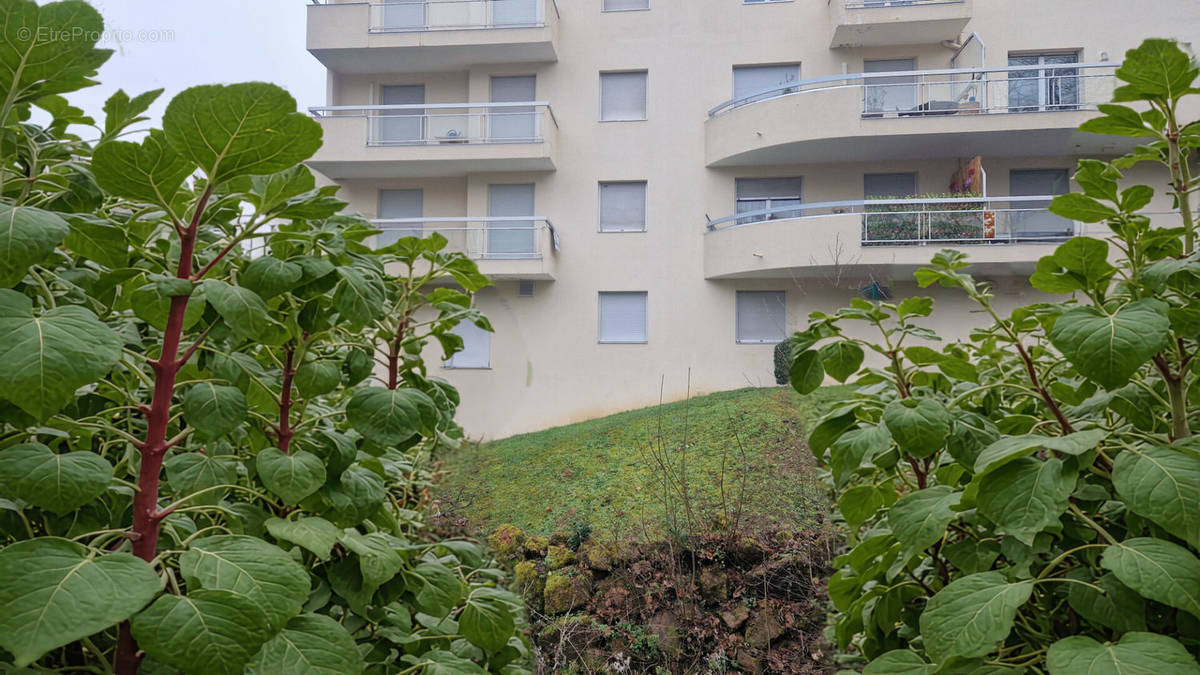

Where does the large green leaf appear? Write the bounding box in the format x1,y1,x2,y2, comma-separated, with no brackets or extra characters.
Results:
977,458,1075,545
295,360,341,398
101,88,162,141
64,215,128,268
162,82,323,184
1114,38,1199,102
882,398,950,459
1048,299,1170,390
1030,237,1116,294
839,485,885,530
179,535,310,630
1049,193,1119,223
164,452,239,505
0,204,70,288
888,485,960,552
1047,632,1200,675
0,442,112,514
830,424,891,488
0,538,159,668
92,130,194,207
346,387,438,446
340,530,403,589
973,429,1107,475
241,256,303,300
789,349,825,395
332,266,386,325
0,0,111,105
1067,573,1147,633
0,289,123,420
1114,446,1200,550
460,590,516,653
1102,538,1200,620
325,465,387,526
919,571,1033,663
406,561,463,617
256,449,326,505
131,590,273,675
819,342,864,383
266,516,340,560
202,280,282,342
245,614,362,675
862,650,936,675
182,382,248,438
421,650,487,674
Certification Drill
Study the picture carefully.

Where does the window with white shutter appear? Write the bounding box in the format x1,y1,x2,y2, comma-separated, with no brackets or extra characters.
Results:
446,320,491,369
600,71,648,121
603,0,649,9
598,292,648,343
599,182,647,232
736,291,787,344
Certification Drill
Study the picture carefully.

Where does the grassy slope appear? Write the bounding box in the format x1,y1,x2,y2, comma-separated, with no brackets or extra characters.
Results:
436,386,852,538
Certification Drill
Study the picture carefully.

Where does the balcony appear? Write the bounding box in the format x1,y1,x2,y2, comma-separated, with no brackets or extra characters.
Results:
307,103,557,179
307,0,559,74
703,196,1087,280
373,217,558,280
706,63,1129,167
829,0,972,48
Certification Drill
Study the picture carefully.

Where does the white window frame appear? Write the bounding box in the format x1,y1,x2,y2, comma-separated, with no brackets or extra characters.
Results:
445,320,491,369
736,291,787,345
735,177,803,225
600,71,648,122
598,291,648,344
602,0,649,11
598,181,648,233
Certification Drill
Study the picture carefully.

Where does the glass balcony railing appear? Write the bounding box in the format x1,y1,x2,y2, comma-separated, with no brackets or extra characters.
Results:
366,0,546,32
841,0,965,8
369,217,555,258
309,102,556,147
707,62,1117,119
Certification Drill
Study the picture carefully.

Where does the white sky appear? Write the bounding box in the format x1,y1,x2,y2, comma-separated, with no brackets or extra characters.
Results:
57,0,326,127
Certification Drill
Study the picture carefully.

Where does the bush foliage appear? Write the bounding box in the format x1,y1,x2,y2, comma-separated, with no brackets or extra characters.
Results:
0,1,529,673
791,39,1200,673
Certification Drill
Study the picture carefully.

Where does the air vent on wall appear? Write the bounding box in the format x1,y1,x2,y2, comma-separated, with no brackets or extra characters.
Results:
518,280,535,297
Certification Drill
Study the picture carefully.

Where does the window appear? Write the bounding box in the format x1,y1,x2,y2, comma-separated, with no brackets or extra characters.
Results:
600,71,648,121
377,85,425,144
446,320,490,369
1009,169,1073,239
603,0,649,9
599,181,647,232
518,280,535,297
733,64,801,103
598,292,647,343
735,177,802,224
737,291,787,344
864,173,917,199
377,189,423,247
488,184,536,257
489,75,537,141
863,59,917,114
1008,52,1080,112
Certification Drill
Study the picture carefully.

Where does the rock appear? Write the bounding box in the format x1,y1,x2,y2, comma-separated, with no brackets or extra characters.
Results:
544,571,592,614
736,648,764,674
523,535,549,557
487,524,525,560
545,544,576,570
647,611,682,656
699,568,729,603
513,560,544,604
720,603,750,630
744,606,785,649
581,541,613,571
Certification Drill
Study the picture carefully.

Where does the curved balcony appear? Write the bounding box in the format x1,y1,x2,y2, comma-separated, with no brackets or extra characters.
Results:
308,0,559,74
373,217,558,280
307,103,557,179
703,196,1086,280
705,63,1127,167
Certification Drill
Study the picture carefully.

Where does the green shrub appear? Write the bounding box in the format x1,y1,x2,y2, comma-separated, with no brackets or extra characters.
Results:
790,39,1200,672
774,339,794,385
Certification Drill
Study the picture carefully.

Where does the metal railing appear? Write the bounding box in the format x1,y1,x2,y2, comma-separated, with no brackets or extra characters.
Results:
310,102,556,147
842,0,965,8
365,0,545,32
370,217,553,259
706,196,1087,247
707,62,1117,118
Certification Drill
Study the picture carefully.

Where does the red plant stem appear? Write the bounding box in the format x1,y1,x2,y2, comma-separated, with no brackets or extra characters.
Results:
115,187,212,675
278,346,296,454
1013,341,1075,435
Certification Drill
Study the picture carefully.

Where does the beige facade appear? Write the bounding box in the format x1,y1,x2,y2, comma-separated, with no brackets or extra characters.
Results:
306,0,1200,439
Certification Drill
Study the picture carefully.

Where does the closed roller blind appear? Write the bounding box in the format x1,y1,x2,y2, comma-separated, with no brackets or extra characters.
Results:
737,291,786,344
377,189,423,247
601,72,648,121
599,182,647,232
733,64,801,100
599,292,647,343
735,177,802,200
447,321,490,369
864,173,917,198
603,0,649,9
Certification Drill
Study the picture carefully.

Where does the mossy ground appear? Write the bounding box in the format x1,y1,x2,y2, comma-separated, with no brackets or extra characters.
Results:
437,386,852,538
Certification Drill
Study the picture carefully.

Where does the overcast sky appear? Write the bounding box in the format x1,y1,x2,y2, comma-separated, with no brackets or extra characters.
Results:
60,0,325,127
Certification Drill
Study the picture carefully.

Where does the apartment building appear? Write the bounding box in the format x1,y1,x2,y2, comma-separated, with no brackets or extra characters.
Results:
305,0,1200,439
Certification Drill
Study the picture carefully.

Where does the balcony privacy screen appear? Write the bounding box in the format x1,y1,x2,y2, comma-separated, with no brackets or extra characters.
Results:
603,0,649,9
601,72,648,120
732,64,801,100
447,320,491,368
736,291,786,344
599,292,648,343
378,189,423,247
599,182,647,232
